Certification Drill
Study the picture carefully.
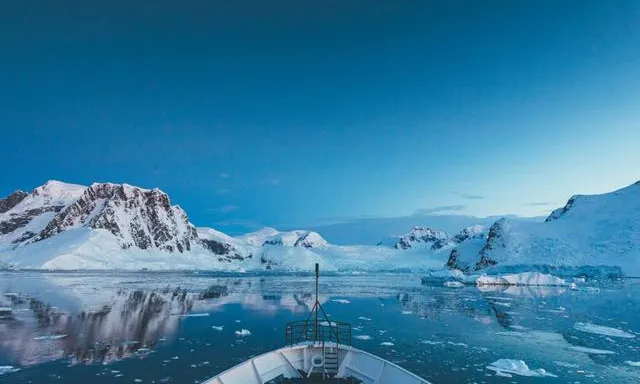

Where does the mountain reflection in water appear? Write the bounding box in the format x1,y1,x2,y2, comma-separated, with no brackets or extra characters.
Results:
0,272,638,384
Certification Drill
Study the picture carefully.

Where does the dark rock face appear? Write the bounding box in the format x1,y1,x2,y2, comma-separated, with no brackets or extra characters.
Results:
200,239,247,261
260,253,277,270
545,196,578,222
446,249,459,270
0,190,27,213
33,183,198,252
0,206,63,235
452,227,485,244
474,219,507,271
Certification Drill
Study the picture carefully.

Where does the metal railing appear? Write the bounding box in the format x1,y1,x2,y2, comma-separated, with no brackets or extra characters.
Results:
285,320,352,347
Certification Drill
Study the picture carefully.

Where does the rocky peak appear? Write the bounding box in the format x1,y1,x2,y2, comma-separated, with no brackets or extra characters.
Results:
474,218,508,270
0,190,28,214
34,182,198,252
452,225,485,243
545,196,579,222
395,226,449,250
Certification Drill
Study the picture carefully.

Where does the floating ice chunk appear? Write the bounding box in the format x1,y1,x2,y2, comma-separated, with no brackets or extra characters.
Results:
494,370,512,377
134,380,143,383
567,346,615,355
477,272,567,287
574,322,635,338
331,299,351,304
443,281,464,288
624,361,640,367
486,359,557,377
401,311,412,315
178,313,209,317
320,321,338,326
33,334,67,341
211,326,224,331
235,329,251,337
354,335,372,340
0,307,12,313
380,342,394,346
553,361,579,368
0,366,20,375
420,340,443,345
358,316,372,321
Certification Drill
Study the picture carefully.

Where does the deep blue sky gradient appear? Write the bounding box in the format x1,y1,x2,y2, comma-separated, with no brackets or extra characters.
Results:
1,1,639,233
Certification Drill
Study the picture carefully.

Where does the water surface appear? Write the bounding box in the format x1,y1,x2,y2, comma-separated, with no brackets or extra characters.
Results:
0,271,639,383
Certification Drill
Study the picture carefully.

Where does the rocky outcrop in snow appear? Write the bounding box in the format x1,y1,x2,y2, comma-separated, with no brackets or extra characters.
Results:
0,190,27,214
0,181,86,244
262,230,328,248
33,183,198,253
394,227,449,250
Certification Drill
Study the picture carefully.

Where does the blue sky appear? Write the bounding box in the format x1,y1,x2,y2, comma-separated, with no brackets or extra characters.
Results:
1,1,639,234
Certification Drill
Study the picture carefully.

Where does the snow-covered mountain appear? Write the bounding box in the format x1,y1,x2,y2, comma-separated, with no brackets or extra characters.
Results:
0,181,239,270
6,179,636,274
388,225,485,251
451,181,640,276
0,180,470,271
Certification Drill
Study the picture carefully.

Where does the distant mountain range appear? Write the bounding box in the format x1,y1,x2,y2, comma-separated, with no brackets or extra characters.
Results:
1,180,638,276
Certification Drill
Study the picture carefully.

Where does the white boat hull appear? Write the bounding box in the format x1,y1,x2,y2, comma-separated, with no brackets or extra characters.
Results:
203,342,431,384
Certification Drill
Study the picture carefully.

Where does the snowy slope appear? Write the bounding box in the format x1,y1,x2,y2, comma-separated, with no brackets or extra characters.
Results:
0,181,86,248
466,181,640,276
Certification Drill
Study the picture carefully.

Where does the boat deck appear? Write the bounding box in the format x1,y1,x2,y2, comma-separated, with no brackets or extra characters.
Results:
268,375,361,383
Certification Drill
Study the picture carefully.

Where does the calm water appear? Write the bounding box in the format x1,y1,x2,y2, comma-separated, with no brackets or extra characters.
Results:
0,271,639,383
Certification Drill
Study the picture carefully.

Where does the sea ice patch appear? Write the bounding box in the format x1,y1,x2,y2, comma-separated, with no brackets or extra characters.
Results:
211,326,224,331
0,366,20,375
331,299,351,304
486,359,557,377
354,335,372,340
380,342,394,346
567,346,615,355
573,322,635,338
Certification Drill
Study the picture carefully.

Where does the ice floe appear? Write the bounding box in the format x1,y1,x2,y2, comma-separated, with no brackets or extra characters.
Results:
354,335,372,340
380,342,394,346
178,313,209,317
573,322,636,338
357,316,372,321
211,326,224,331
0,366,20,375
33,334,67,341
486,359,557,377
235,329,251,337
443,281,464,288
477,272,567,287
331,299,351,304
567,346,615,355
624,361,640,367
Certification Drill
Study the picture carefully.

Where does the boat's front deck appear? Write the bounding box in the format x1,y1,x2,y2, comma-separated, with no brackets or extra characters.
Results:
267,374,361,383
